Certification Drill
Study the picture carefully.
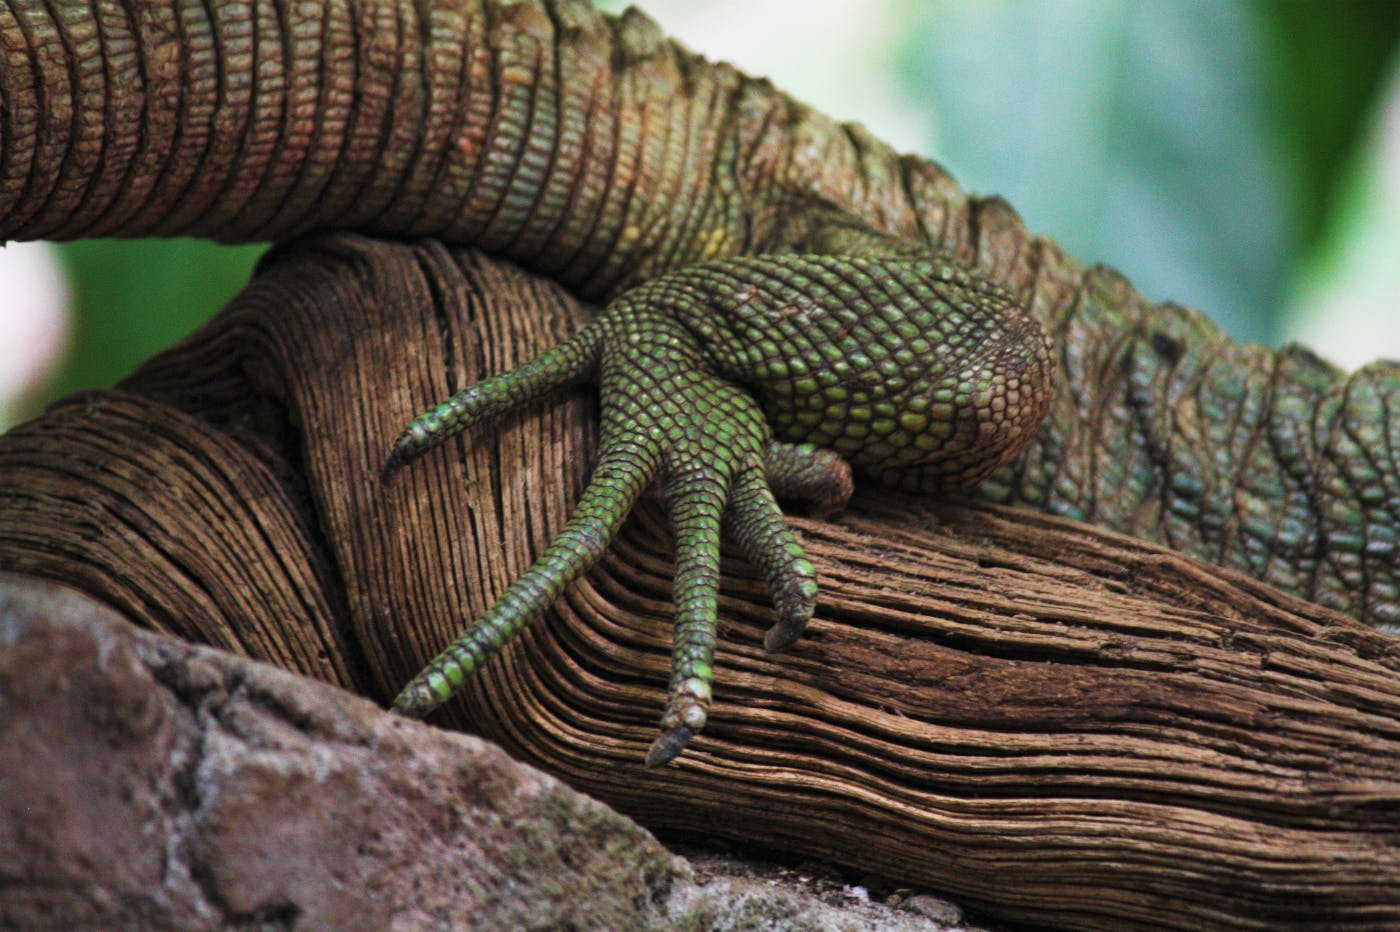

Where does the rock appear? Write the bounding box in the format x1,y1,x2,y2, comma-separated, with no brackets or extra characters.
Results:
666,847,985,932
0,575,978,930
0,575,674,929
904,894,966,926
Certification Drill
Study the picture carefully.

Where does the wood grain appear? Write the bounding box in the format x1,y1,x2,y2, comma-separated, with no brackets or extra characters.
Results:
2,234,1397,929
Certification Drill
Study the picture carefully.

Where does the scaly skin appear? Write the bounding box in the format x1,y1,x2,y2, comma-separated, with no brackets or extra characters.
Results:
2,0,1397,756
386,253,1051,762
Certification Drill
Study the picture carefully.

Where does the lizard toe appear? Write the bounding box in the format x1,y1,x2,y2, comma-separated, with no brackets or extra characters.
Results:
384,324,601,475
651,452,732,763
725,464,820,653
390,445,660,719
763,441,854,518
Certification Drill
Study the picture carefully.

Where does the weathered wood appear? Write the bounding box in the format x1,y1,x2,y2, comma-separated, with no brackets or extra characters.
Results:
2,234,1398,930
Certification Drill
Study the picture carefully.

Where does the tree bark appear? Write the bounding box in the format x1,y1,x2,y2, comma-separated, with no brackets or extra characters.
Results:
2,234,1398,930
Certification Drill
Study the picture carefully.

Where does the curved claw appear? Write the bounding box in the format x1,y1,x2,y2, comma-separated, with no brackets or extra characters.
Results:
380,444,410,484
645,727,695,768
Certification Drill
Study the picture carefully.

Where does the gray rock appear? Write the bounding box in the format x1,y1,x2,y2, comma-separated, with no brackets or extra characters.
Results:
0,575,975,930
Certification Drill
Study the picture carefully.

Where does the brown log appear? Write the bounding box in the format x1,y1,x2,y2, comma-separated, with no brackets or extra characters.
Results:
2,234,1398,930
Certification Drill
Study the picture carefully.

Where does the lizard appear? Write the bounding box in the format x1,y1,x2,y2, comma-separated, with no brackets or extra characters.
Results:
1,0,1396,763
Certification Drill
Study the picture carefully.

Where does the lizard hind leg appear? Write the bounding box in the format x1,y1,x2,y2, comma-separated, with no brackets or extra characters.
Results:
381,323,603,480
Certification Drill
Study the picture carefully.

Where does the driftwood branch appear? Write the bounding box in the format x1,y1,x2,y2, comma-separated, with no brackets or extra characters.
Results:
2,234,1398,929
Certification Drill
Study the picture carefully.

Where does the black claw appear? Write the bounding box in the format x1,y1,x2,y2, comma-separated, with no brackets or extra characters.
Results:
380,449,404,484
764,620,807,652
763,576,816,652
644,727,694,767
381,438,419,483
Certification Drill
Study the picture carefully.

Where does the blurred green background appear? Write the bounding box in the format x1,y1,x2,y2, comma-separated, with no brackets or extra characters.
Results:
11,0,1400,427
49,240,267,400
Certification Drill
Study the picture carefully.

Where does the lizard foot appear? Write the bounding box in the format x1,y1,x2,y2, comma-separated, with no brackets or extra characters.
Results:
387,252,1051,765
386,280,850,764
